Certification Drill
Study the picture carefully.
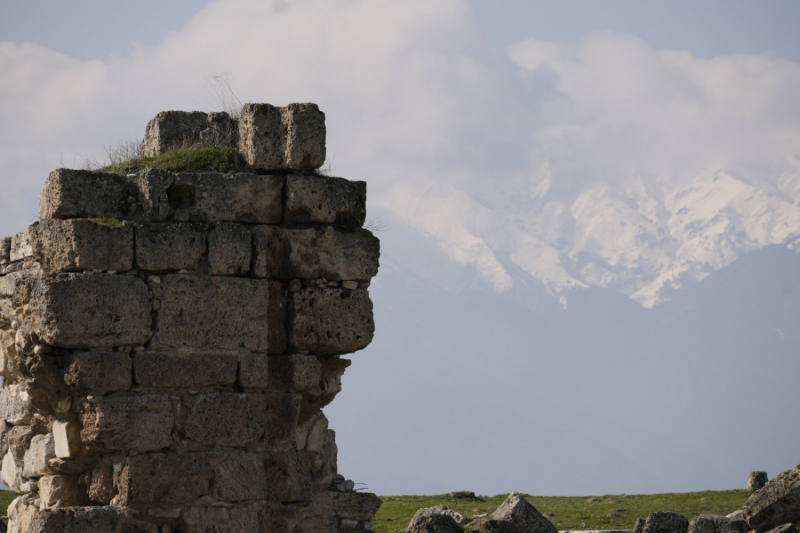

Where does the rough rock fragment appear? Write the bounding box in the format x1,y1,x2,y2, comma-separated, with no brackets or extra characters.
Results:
642,512,690,533
22,433,55,477
492,491,559,533
39,475,88,509
688,514,749,533
743,466,800,532
750,471,769,492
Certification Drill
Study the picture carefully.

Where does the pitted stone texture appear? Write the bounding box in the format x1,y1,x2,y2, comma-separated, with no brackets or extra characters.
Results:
141,110,238,157
289,354,323,395
688,514,749,533
135,223,206,271
213,451,267,501
314,491,383,522
182,505,260,533
80,394,173,452
10,228,34,262
10,497,159,533
64,352,132,392
2,450,24,491
743,466,800,532
492,491,558,533
264,392,301,449
39,474,87,509
252,225,379,281
133,352,237,388
290,287,374,355
749,471,769,492
183,392,266,447
157,274,271,352
1,237,10,264
208,222,251,275
115,452,212,505
239,103,326,171
28,274,152,349
0,383,32,425
38,169,140,221
238,353,269,390
32,219,133,273
22,433,55,477
642,512,690,533
264,450,318,502
285,175,367,228
53,421,84,459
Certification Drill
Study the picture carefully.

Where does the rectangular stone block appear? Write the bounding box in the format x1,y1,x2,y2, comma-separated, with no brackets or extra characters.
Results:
140,110,210,157
284,175,366,228
239,103,325,171
284,103,326,170
0,383,32,425
213,451,267,501
115,452,211,505
182,505,260,533
263,450,316,502
12,500,159,533
53,421,84,459
133,352,237,388
28,274,152,349
32,219,133,273
10,228,34,262
252,225,379,281
0,237,10,265
289,287,374,355
64,352,132,392
314,491,383,522
208,222,251,275
156,274,271,351
135,223,206,271
238,352,269,390
22,433,55,477
80,394,173,452
39,474,88,509
38,168,140,221
182,392,266,447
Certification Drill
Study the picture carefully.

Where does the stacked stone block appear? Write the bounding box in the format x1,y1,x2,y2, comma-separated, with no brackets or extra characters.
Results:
0,104,381,532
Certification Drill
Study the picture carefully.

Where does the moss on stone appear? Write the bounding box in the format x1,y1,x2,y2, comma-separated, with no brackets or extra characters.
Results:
104,146,250,174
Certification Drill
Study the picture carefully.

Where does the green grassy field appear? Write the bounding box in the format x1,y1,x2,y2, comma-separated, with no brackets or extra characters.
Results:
373,490,755,533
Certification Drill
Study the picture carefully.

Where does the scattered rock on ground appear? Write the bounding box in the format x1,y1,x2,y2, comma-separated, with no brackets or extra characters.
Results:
749,472,770,492
743,466,800,532
641,512,689,533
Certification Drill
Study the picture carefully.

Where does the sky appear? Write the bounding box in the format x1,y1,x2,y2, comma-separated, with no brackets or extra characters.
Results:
1,0,799,496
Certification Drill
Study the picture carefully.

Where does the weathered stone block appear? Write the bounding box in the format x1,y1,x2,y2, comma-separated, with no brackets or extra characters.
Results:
285,175,366,228
115,452,212,505
135,223,206,270
2,450,24,491
0,383,32,425
64,352,132,392
749,471,769,492
140,110,209,157
183,392,266,447
157,274,271,351
688,514,749,533
269,281,288,354
28,274,152,349
32,219,133,272
643,512,690,533
80,394,173,452
11,499,159,533
39,474,88,509
289,287,374,355
314,491,383,522
182,505,260,533
10,228,34,262
252,225,379,281
133,352,237,388
264,392,301,449
238,352,269,390
263,450,316,502
208,222,251,275
743,466,800,531
0,237,10,265
53,421,84,459
38,169,140,221
22,433,55,477
284,103,326,170
289,354,323,395
213,451,267,501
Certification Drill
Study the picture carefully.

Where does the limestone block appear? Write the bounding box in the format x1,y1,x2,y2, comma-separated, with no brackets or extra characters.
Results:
133,352,237,388
64,352,132,392
31,219,133,272
0,383,32,425
263,450,316,502
53,421,84,459
314,491,383,522
22,433,55,477
10,228,34,262
183,392,266,447
290,354,323,395
238,352,269,390
264,392,301,449
2,450,24,491
140,110,209,157
80,394,173,452
22,503,159,533
208,222,251,275
688,514,749,533
38,475,87,509
213,451,267,501
38,168,140,221
182,505,260,533
749,471,769,491
135,223,206,270
284,103,326,170
642,512,690,533
114,452,212,505
87,458,115,504
28,274,152,349
157,274,271,352
0,237,10,264
252,225,379,281
239,103,325,171
269,280,288,354
285,175,366,228
743,466,800,531
289,287,374,355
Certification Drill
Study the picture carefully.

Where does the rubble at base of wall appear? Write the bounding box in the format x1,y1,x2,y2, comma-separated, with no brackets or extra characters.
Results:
0,103,382,533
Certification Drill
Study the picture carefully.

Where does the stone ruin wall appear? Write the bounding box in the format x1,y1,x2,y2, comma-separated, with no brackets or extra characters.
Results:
0,103,382,532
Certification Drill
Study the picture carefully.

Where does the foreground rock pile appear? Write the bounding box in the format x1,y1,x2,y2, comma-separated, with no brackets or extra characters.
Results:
0,104,381,532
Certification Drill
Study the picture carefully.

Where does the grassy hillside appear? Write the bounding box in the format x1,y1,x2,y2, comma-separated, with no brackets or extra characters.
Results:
374,490,755,533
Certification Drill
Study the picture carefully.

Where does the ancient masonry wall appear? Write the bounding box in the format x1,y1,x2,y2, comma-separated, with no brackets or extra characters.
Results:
0,103,382,532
